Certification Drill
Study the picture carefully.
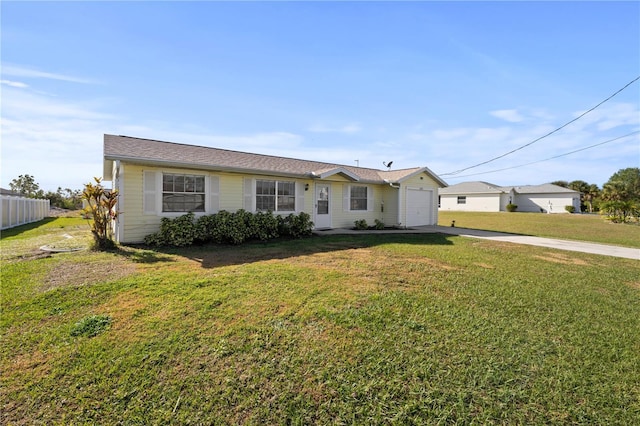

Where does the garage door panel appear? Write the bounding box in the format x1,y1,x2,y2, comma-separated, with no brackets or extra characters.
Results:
407,189,432,226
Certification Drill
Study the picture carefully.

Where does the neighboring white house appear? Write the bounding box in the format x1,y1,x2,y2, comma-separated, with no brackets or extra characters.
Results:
103,134,448,243
438,181,581,213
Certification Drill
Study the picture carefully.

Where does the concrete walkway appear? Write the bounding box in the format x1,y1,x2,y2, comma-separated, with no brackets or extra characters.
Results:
314,226,640,260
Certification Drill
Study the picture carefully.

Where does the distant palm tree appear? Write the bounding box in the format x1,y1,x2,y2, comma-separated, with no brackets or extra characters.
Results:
569,180,590,212
583,184,600,213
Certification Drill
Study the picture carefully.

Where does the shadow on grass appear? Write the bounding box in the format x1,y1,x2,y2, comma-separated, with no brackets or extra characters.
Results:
0,218,58,239
106,246,177,264
143,233,455,269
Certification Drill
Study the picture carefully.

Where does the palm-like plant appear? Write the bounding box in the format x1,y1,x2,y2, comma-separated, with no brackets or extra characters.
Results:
583,184,600,213
82,177,119,249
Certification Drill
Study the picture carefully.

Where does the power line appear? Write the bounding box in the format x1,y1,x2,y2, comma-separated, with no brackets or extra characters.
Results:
441,75,640,176
446,131,640,179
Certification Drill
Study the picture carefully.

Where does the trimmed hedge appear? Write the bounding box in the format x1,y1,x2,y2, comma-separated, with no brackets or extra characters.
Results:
144,210,313,247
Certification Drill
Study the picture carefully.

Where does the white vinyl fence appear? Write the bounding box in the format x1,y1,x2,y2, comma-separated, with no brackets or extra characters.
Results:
1,195,50,230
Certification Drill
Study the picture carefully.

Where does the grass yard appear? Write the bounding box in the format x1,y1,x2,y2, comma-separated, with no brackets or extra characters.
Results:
2,217,639,424
438,211,640,248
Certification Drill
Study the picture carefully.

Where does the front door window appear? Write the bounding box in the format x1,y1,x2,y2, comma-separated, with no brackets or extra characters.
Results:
315,184,331,228
317,186,329,214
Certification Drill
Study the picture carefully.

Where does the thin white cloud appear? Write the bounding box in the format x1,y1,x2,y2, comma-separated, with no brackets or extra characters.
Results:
1,79,29,88
3,86,115,120
2,64,97,84
490,109,524,123
308,123,361,134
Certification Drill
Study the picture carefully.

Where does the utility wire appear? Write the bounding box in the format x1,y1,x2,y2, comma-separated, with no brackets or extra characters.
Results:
441,75,640,176
446,130,640,179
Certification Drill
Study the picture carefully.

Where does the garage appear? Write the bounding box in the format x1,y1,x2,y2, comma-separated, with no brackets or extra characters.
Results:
406,188,433,226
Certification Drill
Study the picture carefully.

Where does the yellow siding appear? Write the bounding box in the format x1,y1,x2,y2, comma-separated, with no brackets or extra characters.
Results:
330,183,388,229
120,164,153,243
119,164,317,243
118,162,442,242
380,185,400,227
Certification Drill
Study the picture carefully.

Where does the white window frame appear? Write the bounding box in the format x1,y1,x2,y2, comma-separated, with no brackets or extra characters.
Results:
457,196,467,205
350,185,368,211
161,173,206,213
344,184,374,212
144,171,218,217
255,179,296,213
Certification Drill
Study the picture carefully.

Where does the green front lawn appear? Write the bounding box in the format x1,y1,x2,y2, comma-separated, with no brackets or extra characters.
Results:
438,211,640,248
2,217,639,424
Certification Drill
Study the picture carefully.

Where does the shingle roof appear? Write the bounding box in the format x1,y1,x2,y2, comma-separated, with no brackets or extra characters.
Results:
103,134,447,186
438,181,505,194
506,184,580,194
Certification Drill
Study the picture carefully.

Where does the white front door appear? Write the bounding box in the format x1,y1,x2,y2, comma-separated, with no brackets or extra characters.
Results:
314,184,331,229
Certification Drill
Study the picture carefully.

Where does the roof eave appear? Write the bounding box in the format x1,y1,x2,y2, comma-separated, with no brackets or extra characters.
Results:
311,167,360,181
439,190,504,195
105,155,322,180
396,167,448,187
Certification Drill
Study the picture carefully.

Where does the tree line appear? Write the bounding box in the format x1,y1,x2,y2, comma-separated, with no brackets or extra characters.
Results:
7,174,83,210
552,167,639,223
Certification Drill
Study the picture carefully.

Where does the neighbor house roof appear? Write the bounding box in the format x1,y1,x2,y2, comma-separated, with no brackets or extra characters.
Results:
439,181,580,195
103,134,447,186
438,181,506,194
506,184,581,194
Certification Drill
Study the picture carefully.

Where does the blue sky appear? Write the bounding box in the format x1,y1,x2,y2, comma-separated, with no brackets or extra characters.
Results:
2,1,639,192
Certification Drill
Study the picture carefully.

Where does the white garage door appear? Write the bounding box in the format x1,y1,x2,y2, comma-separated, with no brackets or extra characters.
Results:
406,189,432,226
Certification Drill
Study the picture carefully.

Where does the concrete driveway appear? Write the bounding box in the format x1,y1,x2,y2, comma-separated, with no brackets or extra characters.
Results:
435,226,639,260
314,226,640,260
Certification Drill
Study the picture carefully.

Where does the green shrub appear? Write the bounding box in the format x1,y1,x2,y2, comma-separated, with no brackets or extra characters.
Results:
565,205,576,213
250,211,280,241
195,214,218,243
354,219,368,230
146,210,314,247
219,210,249,245
168,212,196,246
71,315,112,338
195,210,248,245
279,212,314,238
374,219,385,230
506,203,518,212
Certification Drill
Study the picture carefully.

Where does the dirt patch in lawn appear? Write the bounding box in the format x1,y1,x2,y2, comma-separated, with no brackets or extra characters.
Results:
533,252,589,266
626,281,640,290
41,260,137,292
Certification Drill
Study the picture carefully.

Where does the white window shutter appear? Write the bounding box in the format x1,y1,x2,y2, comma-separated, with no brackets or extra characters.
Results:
210,175,220,213
343,184,350,212
243,178,254,212
367,186,374,212
143,171,157,214
296,182,305,213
